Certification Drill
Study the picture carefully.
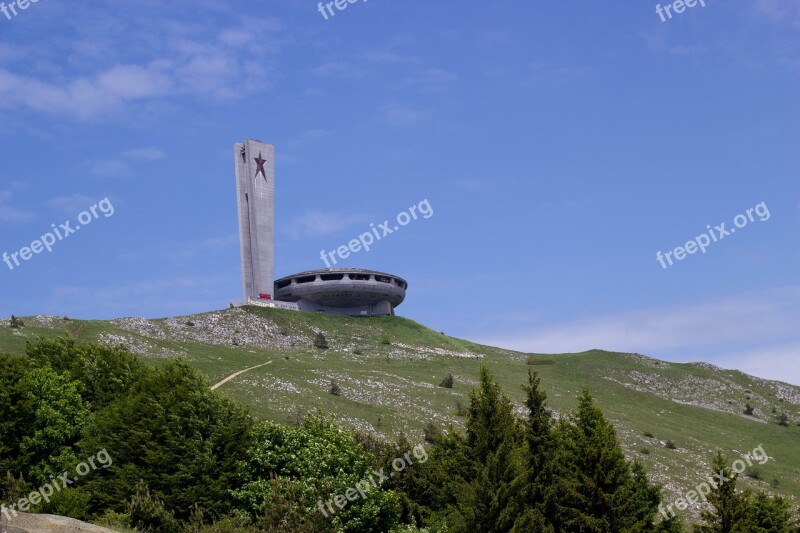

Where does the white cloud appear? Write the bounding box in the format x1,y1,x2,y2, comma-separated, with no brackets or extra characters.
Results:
475,286,800,385
753,0,800,27
46,194,95,215
399,67,459,93
716,342,800,386
0,63,173,119
0,15,282,119
0,190,33,224
46,275,233,318
123,235,238,263
0,205,33,224
522,61,592,87
90,160,133,177
311,61,358,78
123,147,166,161
362,51,419,65
382,104,427,127
284,211,369,239
459,179,497,191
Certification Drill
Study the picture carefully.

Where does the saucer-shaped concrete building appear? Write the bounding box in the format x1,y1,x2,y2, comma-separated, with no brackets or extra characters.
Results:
234,139,407,317
275,268,407,316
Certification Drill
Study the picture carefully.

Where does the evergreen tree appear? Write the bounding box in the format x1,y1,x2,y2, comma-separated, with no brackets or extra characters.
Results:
457,365,522,533
128,479,179,533
696,452,797,533
696,451,749,532
618,460,663,531
382,428,472,530
511,369,558,532
557,389,661,532
740,492,795,533
79,359,253,520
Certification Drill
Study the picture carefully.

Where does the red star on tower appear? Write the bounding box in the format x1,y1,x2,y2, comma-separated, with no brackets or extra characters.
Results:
254,153,267,181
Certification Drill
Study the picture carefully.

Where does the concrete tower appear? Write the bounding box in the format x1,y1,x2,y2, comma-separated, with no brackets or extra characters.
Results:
234,139,275,303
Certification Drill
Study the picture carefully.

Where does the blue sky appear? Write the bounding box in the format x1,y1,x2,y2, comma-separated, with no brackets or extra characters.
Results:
1,0,799,384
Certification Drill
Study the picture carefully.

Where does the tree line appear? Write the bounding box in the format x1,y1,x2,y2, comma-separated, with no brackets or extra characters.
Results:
1,337,797,532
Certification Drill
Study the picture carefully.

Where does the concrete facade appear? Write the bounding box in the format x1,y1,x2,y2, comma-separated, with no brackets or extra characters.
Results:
234,140,407,316
274,268,406,316
234,140,275,303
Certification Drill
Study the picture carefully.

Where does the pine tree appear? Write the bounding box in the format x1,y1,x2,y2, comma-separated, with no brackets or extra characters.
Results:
458,365,522,533
511,369,558,532
740,492,795,533
618,460,663,531
557,389,661,532
696,451,749,532
128,479,179,533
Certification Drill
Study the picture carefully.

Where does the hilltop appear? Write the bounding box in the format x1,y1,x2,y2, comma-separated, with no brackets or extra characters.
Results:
1,306,798,522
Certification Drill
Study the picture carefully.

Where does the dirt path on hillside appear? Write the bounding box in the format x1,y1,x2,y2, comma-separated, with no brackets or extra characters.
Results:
210,360,273,391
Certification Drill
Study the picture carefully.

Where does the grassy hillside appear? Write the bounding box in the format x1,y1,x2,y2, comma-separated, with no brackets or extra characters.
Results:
2,307,798,522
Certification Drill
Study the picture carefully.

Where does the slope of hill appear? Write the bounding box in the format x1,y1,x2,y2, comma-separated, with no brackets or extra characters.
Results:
2,306,798,522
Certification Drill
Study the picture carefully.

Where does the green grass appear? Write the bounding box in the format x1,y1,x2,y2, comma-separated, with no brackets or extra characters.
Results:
2,306,799,522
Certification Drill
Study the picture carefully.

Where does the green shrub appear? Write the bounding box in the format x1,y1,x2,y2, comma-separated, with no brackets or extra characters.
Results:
79,360,252,520
94,509,131,530
233,414,402,531
744,467,761,480
439,374,454,389
424,423,441,444
128,480,179,533
16,365,89,485
389,523,432,532
0,471,30,506
314,332,329,349
197,516,257,532
379,334,391,345
25,337,149,410
35,487,92,521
